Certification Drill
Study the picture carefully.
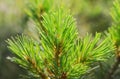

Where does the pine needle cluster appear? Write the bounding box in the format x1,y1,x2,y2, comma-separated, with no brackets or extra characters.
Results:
6,0,115,79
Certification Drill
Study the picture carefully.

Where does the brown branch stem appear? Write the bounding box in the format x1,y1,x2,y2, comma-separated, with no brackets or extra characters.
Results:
26,56,49,79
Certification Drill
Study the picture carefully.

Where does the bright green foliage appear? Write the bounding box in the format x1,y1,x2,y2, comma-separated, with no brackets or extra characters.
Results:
7,35,42,78
39,9,87,79
25,0,54,22
111,0,120,24
109,0,120,46
7,8,114,79
76,33,114,64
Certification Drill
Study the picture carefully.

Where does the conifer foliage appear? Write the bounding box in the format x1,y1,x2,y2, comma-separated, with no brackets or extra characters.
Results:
7,0,114,79
109,0,120,46
104,0,120,79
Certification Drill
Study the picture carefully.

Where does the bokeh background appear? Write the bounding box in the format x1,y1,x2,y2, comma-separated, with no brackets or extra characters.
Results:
0,0,114,79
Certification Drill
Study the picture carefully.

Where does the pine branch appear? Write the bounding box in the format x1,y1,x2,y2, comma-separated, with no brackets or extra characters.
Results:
104,46,120,79
7,2,114,79
6,35,48,78
105,0,120,79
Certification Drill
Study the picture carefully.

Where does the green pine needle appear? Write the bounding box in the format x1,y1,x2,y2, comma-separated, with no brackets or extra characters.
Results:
109,0,120,46
7,8,114,79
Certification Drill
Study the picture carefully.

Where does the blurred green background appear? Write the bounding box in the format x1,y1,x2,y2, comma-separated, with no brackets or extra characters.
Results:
0,0,114,79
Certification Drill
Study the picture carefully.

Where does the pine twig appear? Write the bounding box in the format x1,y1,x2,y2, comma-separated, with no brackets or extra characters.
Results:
105,47,120,79
26,56,49,79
